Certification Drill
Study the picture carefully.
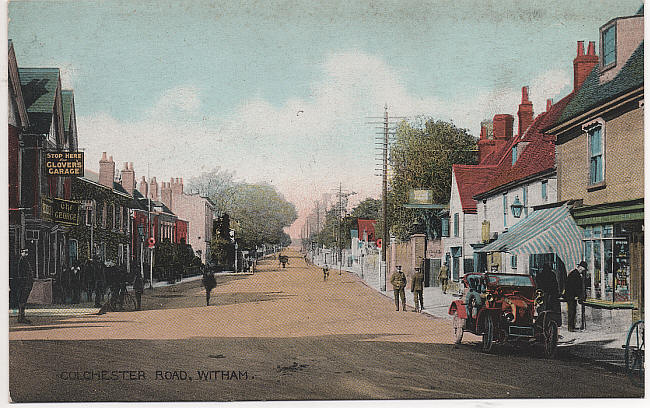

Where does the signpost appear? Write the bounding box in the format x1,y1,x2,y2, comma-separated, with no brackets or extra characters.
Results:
148,237,155,290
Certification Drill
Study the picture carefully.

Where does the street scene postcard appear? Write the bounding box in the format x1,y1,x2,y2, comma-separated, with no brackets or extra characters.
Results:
3,0,647,404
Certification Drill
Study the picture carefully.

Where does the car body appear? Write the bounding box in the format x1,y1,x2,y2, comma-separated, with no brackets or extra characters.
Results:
448,272,559,357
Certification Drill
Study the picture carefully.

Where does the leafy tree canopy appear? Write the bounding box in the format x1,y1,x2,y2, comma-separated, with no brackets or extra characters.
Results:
388,118,477,240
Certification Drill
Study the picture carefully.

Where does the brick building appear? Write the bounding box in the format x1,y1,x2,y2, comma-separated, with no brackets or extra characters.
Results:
545,9,644,321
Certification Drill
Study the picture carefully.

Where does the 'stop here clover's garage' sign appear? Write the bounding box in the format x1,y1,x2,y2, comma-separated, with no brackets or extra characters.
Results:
45,151,84,176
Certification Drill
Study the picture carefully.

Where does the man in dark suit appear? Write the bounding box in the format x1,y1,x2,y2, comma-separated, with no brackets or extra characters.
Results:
564,261,587,331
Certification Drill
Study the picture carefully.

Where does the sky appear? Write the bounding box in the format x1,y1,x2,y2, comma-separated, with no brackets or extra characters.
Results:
7,0,643,239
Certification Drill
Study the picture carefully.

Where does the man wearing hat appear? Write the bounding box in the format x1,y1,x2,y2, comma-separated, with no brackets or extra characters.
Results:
390,266,407,311
564,261,587,331
438,261,449,294
411,266,425,312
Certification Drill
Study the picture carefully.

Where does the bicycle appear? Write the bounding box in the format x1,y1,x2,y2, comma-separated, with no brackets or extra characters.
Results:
622,319,644,386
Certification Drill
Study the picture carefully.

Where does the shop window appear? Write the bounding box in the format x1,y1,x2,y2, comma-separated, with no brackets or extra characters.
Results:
583,224,629,303
588,126,604,184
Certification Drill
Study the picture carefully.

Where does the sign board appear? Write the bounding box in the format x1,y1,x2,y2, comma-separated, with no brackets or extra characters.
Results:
45,151,84,176
41,197,80,225
376,238,382,249
408,189,434,205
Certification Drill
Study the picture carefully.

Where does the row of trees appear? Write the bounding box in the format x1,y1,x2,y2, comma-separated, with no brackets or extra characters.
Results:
308,118,477,251
186,168,297,260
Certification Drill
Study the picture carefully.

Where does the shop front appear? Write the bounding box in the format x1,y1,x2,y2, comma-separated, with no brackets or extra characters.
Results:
572,199,644,321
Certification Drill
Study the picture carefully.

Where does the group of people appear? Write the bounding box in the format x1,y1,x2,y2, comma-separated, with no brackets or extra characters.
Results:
389,265,426,312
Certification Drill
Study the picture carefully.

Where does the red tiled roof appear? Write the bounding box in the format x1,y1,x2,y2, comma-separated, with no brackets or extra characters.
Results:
453,164,497,213
473,91,575,197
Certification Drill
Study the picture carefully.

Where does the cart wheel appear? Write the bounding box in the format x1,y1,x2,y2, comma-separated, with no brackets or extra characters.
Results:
543,317,558,358
481,314,494,353
452,311,465,344
625,320,644,386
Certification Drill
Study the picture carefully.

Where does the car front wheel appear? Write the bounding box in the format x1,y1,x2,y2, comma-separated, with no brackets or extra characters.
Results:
481,314,494,353
452,311,465,344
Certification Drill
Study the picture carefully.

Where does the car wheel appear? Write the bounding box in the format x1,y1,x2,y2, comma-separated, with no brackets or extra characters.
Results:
452,311,465,344
543,317,558,358
481,314,494,353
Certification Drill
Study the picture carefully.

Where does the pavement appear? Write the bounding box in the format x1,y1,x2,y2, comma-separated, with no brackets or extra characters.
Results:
312,258,634,373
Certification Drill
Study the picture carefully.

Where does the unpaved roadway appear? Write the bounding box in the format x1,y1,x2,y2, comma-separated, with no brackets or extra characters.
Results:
9,250,643,401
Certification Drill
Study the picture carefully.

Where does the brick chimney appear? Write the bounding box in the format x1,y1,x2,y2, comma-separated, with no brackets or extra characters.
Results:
161,182,173,211
149,177,158,200
170,177,184,196
98,152,115,189
477,120,495,164
493,114,513,140
139,176,148,198
120,162,135,195
517,86,533,137
574,40,598,91
546,99,553,112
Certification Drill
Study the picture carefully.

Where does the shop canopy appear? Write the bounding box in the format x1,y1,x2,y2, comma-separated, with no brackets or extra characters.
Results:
476,204,584,270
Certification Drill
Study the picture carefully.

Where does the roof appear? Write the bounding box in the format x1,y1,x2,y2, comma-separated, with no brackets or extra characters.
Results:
80,169,131,199
18,68,60,134
357,219,377,241
476,204,583,270
555,41,643,125
453,164,497,213
473,91,575,197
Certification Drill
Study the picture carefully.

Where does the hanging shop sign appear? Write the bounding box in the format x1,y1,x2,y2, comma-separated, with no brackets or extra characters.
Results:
42,197,80,225
45,151,84,176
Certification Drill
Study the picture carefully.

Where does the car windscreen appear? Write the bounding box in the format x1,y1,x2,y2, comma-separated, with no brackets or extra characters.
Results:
487,274,534,287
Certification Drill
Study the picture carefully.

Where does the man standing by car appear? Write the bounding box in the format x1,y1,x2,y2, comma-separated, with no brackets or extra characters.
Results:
390,266,407,311
535,263,561,323
564,261,587,332
411,266,425,312
438,262,449,294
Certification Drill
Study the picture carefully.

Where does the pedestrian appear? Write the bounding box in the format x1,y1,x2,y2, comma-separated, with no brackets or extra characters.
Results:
564,261,587,332
202,268,217,306
16,249,34,324
93,260,106,308
438,262,449,294
133,272,144,310
390,265,407,311
70,261,81,304
411,266,425,312
322,264,329,281
535,263,561,322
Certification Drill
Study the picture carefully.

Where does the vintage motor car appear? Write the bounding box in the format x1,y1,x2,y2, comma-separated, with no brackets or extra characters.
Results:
448,272,559,358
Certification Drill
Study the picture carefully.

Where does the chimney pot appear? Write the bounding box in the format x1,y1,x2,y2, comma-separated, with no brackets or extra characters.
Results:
101,152,107,161
577,41,585,56
587,41,596,56
521,86,529,102
546,99,553,111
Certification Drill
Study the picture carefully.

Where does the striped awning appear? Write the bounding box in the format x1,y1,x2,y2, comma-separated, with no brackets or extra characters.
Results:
476,204,584,269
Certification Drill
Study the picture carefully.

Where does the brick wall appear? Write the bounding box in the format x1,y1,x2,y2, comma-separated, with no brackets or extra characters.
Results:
558,106,644,204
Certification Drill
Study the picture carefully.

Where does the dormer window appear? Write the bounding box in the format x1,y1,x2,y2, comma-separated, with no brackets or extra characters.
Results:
601,23,616,68
512,145,517,165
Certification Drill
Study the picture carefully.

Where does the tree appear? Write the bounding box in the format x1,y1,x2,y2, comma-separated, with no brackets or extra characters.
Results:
388,118,477,240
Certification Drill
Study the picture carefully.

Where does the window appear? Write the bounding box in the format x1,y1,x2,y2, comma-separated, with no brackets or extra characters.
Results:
522,186,528,217
589,126,604,184
453,213,459,237
541,180,548,201
441,217,449,237
602,24,616,67
510,255,517,269
582,225,629,302
502,193,508,227
512,145,517,165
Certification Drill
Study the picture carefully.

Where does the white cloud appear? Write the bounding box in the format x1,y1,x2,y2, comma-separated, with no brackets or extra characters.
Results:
77,50,573,238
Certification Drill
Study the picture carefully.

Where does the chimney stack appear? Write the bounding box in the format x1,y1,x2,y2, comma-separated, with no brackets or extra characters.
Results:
98,152,115,189
493,114,514,140
161,182,173,211
139,176,148,198
477,120,495,164
517,86,534,137
574,40,598,91
546,99,553,112
120,162,136,195
150,177,158,200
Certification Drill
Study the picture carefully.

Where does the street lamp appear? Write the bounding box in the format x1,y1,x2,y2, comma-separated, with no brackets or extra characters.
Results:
511,196,524,218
